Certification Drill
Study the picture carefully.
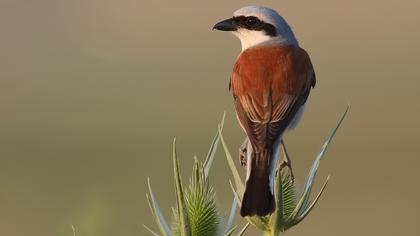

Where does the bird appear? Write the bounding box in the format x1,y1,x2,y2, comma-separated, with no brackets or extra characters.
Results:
213,6,316,217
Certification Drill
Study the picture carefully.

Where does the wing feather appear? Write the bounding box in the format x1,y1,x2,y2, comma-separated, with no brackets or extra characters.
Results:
231,45,315,152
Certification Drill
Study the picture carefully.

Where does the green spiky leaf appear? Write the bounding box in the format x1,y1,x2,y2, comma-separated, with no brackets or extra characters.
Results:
295,175,330,224
172,138,191,236
223,226,237,236
144,225,161,236
184,158,221,236
223,198,237,235
236,223,250,236
218,128,245,197
290,107,348,223
281,171,297,220
203,113,225,179
146,178,171,236
147,115,268,236
271,169,297,233
271,169,285,234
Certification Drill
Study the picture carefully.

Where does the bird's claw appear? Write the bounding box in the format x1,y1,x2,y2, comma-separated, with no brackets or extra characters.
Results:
280,160,295,182
239,147,247,166
279,140,294,182
239,138,248,166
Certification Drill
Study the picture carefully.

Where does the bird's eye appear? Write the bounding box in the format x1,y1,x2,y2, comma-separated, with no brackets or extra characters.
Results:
245,17,260,27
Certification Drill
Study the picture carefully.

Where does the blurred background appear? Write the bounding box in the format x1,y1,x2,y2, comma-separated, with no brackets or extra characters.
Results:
0,0,419,235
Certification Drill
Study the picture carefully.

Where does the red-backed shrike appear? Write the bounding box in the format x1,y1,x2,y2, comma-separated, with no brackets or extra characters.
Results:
214,6,316,217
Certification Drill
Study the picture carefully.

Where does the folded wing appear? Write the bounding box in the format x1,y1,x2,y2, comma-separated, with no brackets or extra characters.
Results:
230,45,316,152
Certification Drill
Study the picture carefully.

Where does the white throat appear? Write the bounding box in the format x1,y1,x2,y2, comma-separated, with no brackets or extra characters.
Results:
233,30,298,51
233,30,271,51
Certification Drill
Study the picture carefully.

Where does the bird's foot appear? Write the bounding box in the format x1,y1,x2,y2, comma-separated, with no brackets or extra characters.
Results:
280,160,295,182
279,140,294,182
239,138,248,166
239,147,247,166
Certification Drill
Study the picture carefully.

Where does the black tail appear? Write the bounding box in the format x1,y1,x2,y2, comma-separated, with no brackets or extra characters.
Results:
240,150,275,217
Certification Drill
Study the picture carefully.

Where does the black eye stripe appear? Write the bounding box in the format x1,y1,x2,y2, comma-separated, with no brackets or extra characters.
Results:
233,16,277,37
245,16,259,26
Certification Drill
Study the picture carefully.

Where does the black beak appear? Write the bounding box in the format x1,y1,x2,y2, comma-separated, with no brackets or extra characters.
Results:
213,18,237,31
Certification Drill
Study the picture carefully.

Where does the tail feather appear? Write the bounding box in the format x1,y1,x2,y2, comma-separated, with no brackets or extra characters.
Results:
240,150,275,217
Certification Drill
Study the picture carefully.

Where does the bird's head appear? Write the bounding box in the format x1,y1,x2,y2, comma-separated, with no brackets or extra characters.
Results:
213,6,298,51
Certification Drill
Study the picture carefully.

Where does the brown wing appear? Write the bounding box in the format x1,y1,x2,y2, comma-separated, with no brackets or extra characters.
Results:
230,45,315,152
